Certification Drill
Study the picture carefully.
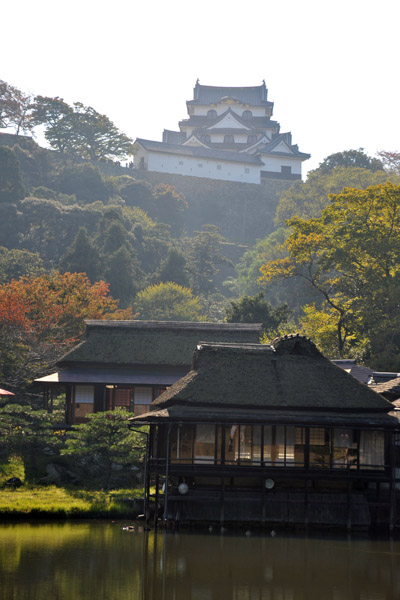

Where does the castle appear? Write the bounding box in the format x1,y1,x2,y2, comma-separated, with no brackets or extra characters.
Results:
133,81,310,184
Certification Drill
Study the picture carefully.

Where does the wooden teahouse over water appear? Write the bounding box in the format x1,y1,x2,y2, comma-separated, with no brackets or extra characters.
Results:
132,335,400,529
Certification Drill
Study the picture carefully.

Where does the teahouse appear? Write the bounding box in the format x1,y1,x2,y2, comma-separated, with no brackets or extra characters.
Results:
35,320,261,424
132,335,400,528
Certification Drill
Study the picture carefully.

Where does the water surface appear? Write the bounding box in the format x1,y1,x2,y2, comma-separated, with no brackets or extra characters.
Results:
0,522,399,599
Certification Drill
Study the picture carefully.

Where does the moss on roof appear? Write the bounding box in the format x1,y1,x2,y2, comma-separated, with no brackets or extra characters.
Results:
57,321,261,367
152,337,392,413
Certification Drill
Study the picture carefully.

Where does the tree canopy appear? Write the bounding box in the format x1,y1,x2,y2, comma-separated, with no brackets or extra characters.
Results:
313,148,383,174
0,147,25,203
225,292,290,336
0,80,33,134
0,272,133,388
135,282,205,321
30,96,134,161
259,182,400,368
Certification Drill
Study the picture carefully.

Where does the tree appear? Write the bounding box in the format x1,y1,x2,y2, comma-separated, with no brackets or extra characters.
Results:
0,80,33,134
59,163,109,204
0,146,25,203
151,184,188,235
0,272,133,389
62,410,145,489
377,150,400,175
104,246,142,306
0,399,58,461
30,96,75,153
314,149,383,174
185,225,232,295
118,177,153,208
70,102,134,161
31,97,134,161
135,282,205,321
275,166,392,226
259,182,400,366
157,247,189,287
59,227,101,281
225,292,290,336
0,247,44,284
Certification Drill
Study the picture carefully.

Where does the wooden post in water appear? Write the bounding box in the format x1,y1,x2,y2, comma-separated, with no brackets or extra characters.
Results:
163,425,171,525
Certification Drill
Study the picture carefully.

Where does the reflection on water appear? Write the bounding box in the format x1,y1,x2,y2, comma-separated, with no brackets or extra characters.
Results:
0,522,399,600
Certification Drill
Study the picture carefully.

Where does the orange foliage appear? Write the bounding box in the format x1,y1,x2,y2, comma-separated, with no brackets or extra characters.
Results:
0,271,134,346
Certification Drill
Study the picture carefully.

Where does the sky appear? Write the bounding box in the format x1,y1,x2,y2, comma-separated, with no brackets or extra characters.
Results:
2,0,399,176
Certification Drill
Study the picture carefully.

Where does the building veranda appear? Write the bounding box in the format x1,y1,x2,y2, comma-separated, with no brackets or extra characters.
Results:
132,336,400,529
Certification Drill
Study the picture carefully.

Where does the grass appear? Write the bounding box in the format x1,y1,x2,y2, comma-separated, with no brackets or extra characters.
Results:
0,455,145,519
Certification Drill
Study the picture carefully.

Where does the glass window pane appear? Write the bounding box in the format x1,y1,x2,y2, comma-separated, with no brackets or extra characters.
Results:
360,430,385,470
263,426,272,465
285,426,295,465
226,425,239,464
309,428,330,468
194,424,215,464
333,428,357,468
252,426,262,464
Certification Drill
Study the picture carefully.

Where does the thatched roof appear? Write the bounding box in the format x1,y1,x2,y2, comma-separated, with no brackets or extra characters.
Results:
149,336,393,414
57,320,261,367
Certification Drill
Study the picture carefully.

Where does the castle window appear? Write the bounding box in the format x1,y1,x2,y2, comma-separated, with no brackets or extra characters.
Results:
217,165,222,170
224,135,234,143
281,165,292,175
179,161,183,165
242,110,253,119
207,109,217,118
247,135,257,144
198,164,203,168
201,135,211,143
244,167,250,174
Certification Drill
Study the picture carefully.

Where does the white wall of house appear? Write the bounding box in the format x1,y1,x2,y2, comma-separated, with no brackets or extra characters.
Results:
135,149,261,183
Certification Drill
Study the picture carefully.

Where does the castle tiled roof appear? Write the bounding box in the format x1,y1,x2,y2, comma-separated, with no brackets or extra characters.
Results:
135,139,263,165
179,114,279,130
258,136,311,159
188,83,273,107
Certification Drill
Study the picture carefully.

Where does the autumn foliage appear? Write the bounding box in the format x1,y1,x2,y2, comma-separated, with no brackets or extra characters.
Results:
0,272,134,389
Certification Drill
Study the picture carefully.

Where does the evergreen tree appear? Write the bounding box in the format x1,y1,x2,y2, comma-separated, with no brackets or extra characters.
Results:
0,147,25,203
104,246,142,306
158,248,189,287
59,227,101,281
225,293,290,336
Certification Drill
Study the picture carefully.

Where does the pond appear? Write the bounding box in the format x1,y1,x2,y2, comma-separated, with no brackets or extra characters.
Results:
0,522,399,599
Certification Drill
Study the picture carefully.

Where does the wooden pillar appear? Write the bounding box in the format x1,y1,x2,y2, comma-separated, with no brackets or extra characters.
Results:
304,479,309,527
144,427,153,526
389,431,396,530
154,472,160,530
220,473,225,526
346,478,352,530
163,424,171,524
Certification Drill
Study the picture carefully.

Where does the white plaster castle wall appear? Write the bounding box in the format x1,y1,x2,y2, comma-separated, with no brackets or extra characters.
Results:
138,150,261,184
260,154,302,175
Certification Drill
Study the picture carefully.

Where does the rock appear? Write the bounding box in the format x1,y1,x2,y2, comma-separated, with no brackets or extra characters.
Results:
39,463,80,485
5,477,22,488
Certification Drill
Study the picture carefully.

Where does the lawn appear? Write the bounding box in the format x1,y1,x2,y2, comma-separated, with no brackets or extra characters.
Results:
0,455,144,518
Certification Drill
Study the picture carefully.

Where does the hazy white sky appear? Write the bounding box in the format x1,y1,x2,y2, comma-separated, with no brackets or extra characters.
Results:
2,0,399,175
